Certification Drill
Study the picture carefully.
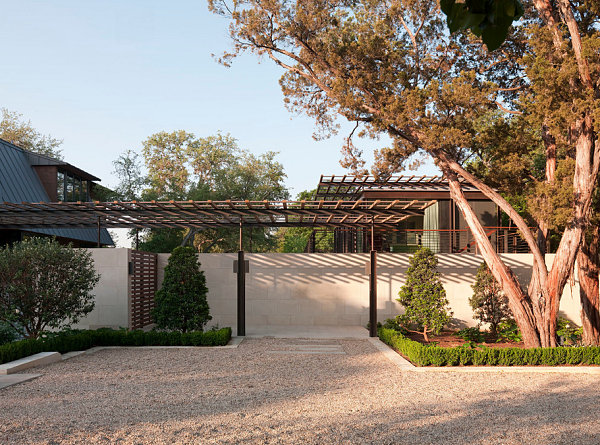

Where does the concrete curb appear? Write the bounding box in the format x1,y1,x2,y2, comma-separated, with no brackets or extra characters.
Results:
0,373,41,390
368,338,415,370
369,337,600,374
62,351,87,361
0,352,61,375
84,337,244,354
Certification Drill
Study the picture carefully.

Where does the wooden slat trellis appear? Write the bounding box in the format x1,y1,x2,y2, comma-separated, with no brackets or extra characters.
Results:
129,250,158,330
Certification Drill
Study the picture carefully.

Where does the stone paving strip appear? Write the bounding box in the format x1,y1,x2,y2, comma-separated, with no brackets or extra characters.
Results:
1,338,600,444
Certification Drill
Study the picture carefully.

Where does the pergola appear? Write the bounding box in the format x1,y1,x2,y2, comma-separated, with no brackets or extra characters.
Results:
0,199,435,229
0,199,436,337
315,174,479,200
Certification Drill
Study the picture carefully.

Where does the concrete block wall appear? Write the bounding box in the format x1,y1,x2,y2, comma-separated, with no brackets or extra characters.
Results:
73,248,130,330
76,250,585,335
160,252,584,336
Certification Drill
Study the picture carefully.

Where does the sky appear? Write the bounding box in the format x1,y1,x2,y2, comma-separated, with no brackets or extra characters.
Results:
1,1,439,244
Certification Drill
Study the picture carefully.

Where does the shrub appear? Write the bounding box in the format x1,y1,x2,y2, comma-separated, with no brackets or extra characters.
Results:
556,317,583,345
0,237,100,339
456,327,485,344
0,321,17,346
152,246,211,332
0,327,232,365
396,247,452,342
469,262,512,335
496,319,522,343
378,328,600,367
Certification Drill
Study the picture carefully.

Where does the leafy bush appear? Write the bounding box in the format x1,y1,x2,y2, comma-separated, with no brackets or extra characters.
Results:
379,328,600,367
456,327,485,344
496,319,522,343
0,237,100,339
396,247,452,342
557,317,583,345
382,318,406,333
0,327,232,365
469,262,512,335
152,246,211,332
0,321,17,346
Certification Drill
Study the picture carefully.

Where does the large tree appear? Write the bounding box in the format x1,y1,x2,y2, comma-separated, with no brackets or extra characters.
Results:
0,108,63,159
209,0,599,347
135,131,289,252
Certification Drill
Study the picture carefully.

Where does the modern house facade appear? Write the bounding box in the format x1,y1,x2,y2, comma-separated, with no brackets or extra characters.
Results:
312,175,525,254
0,138,113,247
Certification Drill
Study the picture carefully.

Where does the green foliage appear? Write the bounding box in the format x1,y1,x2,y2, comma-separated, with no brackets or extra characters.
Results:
496,319,522,343
112,149,146,201
0,327,232,365
440,0,524,51
379,328,600,367
0,238,100,339
382,318,406,333
276,190,334,252
138,229,186,253
152,246,211,332
0,322,17,346
135,131,289,252
469,262,512,334
0,108,63,159
456,327,485,343
396,248,452,340
556,317,583,346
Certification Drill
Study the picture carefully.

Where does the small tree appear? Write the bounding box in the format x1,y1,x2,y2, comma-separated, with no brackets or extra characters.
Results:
152,246,211,332
0,237,99,339
397,247,452,342
470,262,511,335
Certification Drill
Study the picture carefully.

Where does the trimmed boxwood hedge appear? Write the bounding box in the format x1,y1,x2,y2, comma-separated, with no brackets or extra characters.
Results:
0,327,232,365
379,328,600,367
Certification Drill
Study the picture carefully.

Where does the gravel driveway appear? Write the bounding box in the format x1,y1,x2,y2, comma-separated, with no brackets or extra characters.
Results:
1,338,599,444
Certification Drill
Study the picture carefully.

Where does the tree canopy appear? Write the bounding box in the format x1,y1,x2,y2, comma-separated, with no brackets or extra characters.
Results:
0,108,63,159
210,0,600,347
113,131,290,252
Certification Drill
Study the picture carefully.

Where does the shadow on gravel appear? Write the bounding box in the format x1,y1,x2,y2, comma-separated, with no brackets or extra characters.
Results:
1,340,599,444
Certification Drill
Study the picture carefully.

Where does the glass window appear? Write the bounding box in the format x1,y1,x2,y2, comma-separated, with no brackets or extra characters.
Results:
82,180,89,201
66,174,74,201
57,171,65,201
73,177,82,202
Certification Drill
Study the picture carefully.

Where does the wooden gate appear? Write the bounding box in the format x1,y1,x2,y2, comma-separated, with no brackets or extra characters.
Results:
128,250,158,330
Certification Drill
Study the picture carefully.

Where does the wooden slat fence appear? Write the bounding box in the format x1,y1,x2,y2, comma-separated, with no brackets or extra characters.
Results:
129,250,158,330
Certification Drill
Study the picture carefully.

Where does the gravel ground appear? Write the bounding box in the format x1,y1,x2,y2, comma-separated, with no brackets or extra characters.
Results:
1,338,599,444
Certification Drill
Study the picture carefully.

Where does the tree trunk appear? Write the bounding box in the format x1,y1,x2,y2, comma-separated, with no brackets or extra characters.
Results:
545,114,599,346
423,325,429,343
439,164,542,347
578,225,600,345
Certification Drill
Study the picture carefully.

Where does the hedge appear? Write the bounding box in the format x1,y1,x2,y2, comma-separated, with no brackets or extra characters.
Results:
379,328,600,367
0,327,232,365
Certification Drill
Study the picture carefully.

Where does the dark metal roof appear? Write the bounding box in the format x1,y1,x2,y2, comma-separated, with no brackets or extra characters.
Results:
0,138,112,245
315,174,481,200
22,148,101,181
0,199,437,229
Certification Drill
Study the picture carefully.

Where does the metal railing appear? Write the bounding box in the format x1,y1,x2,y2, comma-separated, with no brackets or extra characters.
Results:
307,227,534,254
387,227,532,254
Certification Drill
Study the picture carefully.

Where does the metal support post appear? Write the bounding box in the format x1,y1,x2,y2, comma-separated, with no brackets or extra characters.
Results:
236,221,246,336
369,249,378,337
237,249,246,336
97,216,101,248
369,217,377,337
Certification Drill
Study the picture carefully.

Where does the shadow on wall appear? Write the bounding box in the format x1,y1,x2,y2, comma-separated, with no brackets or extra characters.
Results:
157,252,581,332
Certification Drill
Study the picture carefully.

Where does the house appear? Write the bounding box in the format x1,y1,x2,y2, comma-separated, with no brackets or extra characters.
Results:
0,138,113,247
311,174,525,253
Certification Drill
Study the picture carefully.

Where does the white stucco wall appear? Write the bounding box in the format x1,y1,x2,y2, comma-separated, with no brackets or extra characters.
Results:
158,253,584,336
73,248,130,330
74,250,584,334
